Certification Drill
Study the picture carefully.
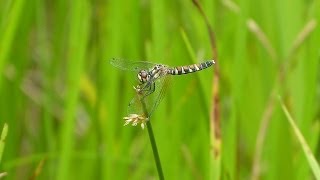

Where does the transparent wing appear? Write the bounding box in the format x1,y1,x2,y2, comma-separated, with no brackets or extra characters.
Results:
110,58,159,72
127,75,171,118
110,58,158,85
148,75,171,117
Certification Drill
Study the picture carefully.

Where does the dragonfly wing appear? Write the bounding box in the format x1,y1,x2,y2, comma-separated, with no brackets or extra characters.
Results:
127,82,156,117
110,58,159,72
127,95,144,117
127,81,154,117
148,75,171,117
140,76,171,118
127,76,171,118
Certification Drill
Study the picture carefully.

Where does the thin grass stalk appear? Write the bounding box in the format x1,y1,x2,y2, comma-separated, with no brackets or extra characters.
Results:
280,98,320,179
191,0,221,179
0,123,8,163
140,99,164,180
57,1,90,179
146,121,164,180
251,19,318,180
191,0,221,154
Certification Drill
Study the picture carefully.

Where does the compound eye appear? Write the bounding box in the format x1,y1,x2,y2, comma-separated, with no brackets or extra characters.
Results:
138,70,148,83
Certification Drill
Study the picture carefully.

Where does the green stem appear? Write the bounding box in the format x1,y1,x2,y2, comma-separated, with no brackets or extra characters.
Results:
140,99,164,179
146,121,164,179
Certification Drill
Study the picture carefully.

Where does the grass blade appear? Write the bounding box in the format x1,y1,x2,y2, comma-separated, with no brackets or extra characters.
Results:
57,1,91,179
280,97,320,180
0,123,8,163
0,0,25,88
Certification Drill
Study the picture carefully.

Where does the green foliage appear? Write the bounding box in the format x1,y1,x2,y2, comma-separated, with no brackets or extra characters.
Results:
280,98,320,180
0,0,319,179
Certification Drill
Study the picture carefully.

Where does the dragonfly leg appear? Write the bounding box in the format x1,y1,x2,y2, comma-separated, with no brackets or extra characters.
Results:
134,82,155,101
141,82,155,99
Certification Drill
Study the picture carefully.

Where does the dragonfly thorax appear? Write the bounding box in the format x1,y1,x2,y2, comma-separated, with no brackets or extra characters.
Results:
137,70,150,83
138,65,168,83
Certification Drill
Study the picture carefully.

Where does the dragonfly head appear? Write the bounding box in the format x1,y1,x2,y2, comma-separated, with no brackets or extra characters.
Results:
137,70,150,83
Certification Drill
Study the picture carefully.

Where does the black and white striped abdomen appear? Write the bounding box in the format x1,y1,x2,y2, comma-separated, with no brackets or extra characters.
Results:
168,60,215,75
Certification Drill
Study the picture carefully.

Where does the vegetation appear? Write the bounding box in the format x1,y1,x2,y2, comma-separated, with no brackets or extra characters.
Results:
0,0,319,179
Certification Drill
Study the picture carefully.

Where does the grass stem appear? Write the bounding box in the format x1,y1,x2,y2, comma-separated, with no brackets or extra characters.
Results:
146,121,164,180
140,99,164,179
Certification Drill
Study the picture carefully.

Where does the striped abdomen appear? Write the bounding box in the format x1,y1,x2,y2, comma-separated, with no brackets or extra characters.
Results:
168,60,215,75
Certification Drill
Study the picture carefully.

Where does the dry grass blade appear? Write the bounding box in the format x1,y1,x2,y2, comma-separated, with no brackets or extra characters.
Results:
223,1,278,61
0,172,8,179
247,19,277,61
29,158,46,180
288,19,317,60
191,0,221,156
191,0,221,179
251,89,276,180
191,0,219,60
221,0,240,14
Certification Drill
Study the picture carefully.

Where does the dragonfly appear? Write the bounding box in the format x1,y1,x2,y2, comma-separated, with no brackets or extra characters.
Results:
110,58,215,120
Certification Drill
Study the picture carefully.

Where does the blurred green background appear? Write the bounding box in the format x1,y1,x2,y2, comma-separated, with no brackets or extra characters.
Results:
0,0,320,179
